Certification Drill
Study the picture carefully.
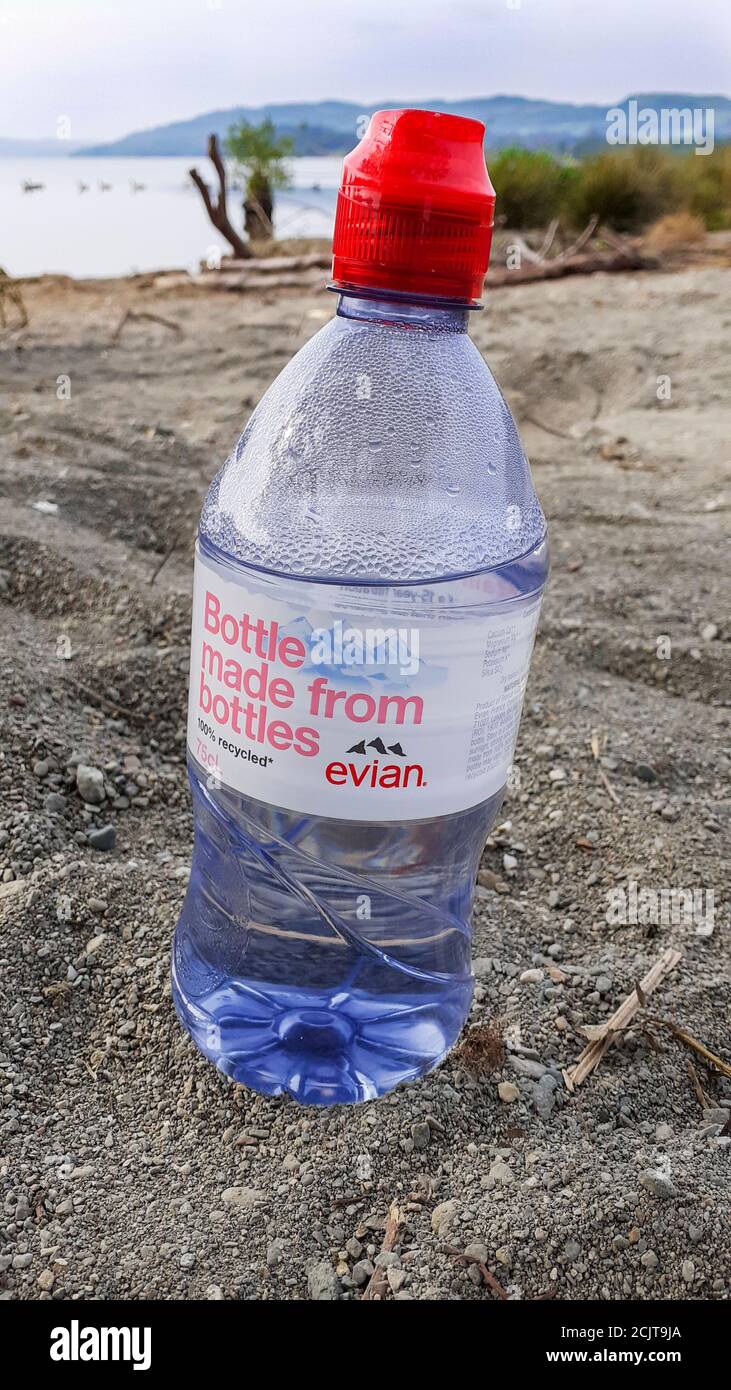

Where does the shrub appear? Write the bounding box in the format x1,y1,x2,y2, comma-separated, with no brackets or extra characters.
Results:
564,147,678,231
489,146,577,229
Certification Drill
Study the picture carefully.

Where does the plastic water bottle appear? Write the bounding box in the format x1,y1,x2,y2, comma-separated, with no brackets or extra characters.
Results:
173,109,548,1105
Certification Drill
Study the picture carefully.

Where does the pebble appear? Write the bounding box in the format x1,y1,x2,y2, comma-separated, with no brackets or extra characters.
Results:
533,1073,558,1121
37,1269,55,1291
76,764,106,805
498,1081,520,1103
681,1259,695,1284
411,1121,430,1150
221,1186,267,1209
13,1253,33,1269
595,975,613,995
640,1250,658,1269
509,1055,547,1080
206,1285,224,1300
464,1241,488,1263
520,968,544,984
267,1240,285,1267
489,1159,515,1186
307,1259,340,1300
88,824,116,851
351,1259,374,1286
431,1199,458,1234
563,1240,581,1262
44,792,67,814
701,622,718,641
640,1169,677,1201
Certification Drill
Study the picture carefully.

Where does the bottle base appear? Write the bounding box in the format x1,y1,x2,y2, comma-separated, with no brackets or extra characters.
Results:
171,953,471,1106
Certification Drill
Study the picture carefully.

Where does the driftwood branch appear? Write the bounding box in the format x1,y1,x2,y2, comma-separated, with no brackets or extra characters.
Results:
189,134,252,261
487,244,658,289
554,213,600,261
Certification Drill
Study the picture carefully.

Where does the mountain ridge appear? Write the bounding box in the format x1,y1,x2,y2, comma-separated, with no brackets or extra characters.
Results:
70,92,731,157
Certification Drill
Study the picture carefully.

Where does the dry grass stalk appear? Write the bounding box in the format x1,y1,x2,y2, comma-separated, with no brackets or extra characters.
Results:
564,947,682,1090
657,1020,731,1081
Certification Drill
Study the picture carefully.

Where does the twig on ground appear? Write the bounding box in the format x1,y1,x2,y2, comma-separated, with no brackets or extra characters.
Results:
64,677,147,728
564,947,682,1090
112,309,183,344
687,1059,710,1110
442,1245,509,1300
654,1020,731,1081
598,766,620,805
360,1202,404,1300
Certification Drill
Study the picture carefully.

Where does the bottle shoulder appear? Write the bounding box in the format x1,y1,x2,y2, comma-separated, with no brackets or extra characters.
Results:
201,314,546,582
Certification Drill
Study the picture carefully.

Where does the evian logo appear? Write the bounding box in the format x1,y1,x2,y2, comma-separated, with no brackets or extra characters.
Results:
50,1319,151,1371
326,734,426,790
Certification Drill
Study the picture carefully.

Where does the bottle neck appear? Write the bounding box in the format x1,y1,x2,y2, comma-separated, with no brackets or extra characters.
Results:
335,289,471,332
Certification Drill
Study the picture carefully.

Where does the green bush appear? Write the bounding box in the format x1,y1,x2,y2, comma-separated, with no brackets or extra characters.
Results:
488,143,731,234
673,146,731,230
563,146,679,231
488,146,577,229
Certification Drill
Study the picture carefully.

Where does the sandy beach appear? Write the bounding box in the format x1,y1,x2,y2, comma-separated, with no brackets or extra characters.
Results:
0,257,729,1300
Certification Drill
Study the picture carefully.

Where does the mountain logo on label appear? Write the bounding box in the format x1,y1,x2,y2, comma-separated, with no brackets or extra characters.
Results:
346,737,406,757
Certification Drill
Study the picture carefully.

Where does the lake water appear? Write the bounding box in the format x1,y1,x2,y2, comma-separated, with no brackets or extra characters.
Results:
1,156,342,279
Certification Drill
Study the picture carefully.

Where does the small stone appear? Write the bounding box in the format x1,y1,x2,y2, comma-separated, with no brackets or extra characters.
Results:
88,824,116,852
563,1240,581,1262
640,1169,677,1201
634,762,657,783
612,1235,629,1251
44,792,67,814
180,1252,195,1270
520,968,544,984
307,1259,340,1301
345,1237,363,1260
701,622,718,641
221,1186,267,1209
76,764,106,805
655,1122,673,1142
682,1259,695,1284
387,1267,407,1293
497,1081,520,1103
489,1159,515,1187
431,1199,458,1234
37,1269,55,1291
266,1240,284,1267
206,1285,224,1300
509,1056,547,1080
351,1259,374,1287
503,853,518,871
411,1121,430,1150
641,1250,658,1269
12,1253,32,1269
595,975,612,995
549,767,566,782
533,1074,558,1121
464,1241,488,1263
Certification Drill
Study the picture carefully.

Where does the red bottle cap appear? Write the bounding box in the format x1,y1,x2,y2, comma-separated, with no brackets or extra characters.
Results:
331,109,495,304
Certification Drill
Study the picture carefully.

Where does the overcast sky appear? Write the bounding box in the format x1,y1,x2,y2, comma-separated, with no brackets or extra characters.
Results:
3,0,730,142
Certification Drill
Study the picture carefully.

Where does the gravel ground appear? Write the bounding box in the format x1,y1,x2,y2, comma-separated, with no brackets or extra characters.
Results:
0,262,729,1301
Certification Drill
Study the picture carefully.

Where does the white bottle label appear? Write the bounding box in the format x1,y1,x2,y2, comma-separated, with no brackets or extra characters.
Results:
187,546,541,822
